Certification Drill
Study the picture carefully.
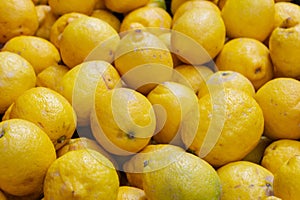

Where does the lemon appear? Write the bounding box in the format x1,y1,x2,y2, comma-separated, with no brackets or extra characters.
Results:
59,16,120,68
0,0,38,43
35,5,58,40
91,87,156,155
0,52,36,114
48,0,96,15
261,139,300,174
274,2,300,29
0,119,56,196
221,0,275,41
216,38,273,90
264,196,282,200
171,7,225,65
0,191,6,200
117,186,147,200
2,35,61,74
8,87,77,150
43,149,119,200
255,78,300,139
217,161,274,200
91,9,121,32
104,0,149,13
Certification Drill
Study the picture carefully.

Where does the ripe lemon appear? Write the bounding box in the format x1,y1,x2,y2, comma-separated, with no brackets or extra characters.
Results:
217,161,274,200
48,0,96,15
104,0,149,13
255,78,300,139
147,81,199,145
171,7,225,65
91,9,121,32
274,2,300,29
198,70,255,98
0,119,56,196
36,64,69,92
269,23,300,78
7,87,77,150
43,149,119,200
119,6,172,33
264,196,282,200
114,29,173,94
60,16,120,68
221,0,275,41
0,0,38,43
117,186,147,200
59,60,121,126
35,5,58,40
273,155,300,200
261,139,300,173
2,35,61,74
0,52,36,114
183,88,264,167
216,38,273,90
91,87,156,155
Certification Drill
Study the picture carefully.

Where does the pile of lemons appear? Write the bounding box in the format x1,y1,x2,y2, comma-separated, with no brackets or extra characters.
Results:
0,0,300,199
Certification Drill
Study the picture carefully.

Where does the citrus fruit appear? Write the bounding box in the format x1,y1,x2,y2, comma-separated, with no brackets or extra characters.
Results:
0,191,6,200
0,52,36,114
35,5,58,40
274,2,300,29
117,186,147,200
7,87,77,150
59,16,120,68
0,0,38,43
273,155,300,200
264,196,282,200
0,119,56,196
261,139,300,174
43,149,119,200
90,87,156,156
217,161,274,200
48,0,96,15
91,9,121,32
215,37,273,90
221,0,275,41
255,78,300,139
2,35,61,74
104,0,149,13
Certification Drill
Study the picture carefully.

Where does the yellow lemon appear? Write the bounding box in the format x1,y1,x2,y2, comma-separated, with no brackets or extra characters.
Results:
217,161,274,200
216,38,273,90
59,16,120,68
59,60,121,126
0,0,38,43
117,186,147,200
183,88,264,167
221,0,275,41
114,29,173,94
255,78,300,139
2,35,61,74
104,0,149,13
48,0,96,15
274,2,300,29
0,119,56,196
0,52,36,114
273,155,300,200
7,87,77,150
91,9,121,32
269,23,300,79
36,64,69,92
43,149,119,200
171,7,225,65
35,5,58,40
261,139,300,174
90,87,156,156
264,196,282,200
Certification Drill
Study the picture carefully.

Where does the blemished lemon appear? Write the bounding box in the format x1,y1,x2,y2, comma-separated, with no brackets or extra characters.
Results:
90,87,156,156
48,0,96,15
171,7,225,65
114,29,173,94
0,52,36,114
221,0,275,42
59,16,120,68
35,5,58,40
274,2,300,29
43,149,119,200
261,139,300,174
147,81,199,145
217,161,274,200
2,35,61,74
104,0,149,13
91,9,121,32
0,0,38,43
0,119,56,196
182,88,264,167
273,155,300,200
117,186,147,200
59,60,121,126
269,23,300,79
216,38,273,90
255,78,300,139
7,87,77,150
